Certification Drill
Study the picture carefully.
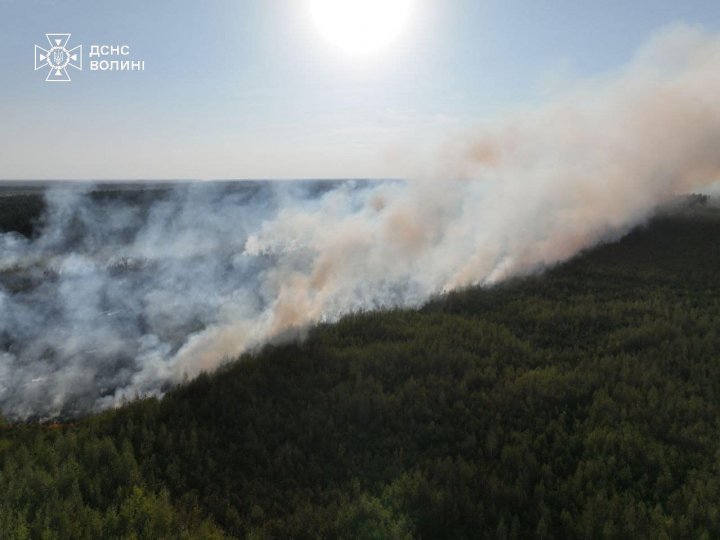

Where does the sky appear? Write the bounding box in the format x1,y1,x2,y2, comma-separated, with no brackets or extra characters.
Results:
1,0,719,180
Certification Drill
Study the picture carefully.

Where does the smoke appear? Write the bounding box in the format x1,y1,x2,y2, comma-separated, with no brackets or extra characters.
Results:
2,25,720,419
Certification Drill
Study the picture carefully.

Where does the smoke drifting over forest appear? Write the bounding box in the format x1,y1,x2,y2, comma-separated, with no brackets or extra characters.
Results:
1,25,720,419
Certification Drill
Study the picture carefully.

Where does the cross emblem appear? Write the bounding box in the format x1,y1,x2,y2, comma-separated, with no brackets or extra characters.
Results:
35,34,82,82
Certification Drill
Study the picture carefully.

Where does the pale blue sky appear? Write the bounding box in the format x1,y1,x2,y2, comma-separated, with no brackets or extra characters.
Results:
1,0,719,179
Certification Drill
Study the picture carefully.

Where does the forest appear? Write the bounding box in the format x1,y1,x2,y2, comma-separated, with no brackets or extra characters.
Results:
1,198,720,539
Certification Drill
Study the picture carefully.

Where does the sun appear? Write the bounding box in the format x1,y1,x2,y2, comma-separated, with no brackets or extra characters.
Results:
309,0,412,56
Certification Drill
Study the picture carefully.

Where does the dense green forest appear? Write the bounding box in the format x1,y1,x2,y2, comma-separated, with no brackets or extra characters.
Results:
0,193,45,238
1,201,720,538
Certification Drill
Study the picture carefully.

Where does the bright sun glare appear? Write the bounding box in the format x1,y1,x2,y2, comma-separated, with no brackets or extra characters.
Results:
310,0,412,56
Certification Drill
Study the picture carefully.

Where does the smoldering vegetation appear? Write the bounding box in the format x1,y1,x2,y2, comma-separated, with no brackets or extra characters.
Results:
2,203,720,538
0,180,375,419
1,24,720,419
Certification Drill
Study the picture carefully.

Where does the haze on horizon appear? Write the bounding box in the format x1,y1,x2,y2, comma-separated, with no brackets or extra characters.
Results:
1,0,720,181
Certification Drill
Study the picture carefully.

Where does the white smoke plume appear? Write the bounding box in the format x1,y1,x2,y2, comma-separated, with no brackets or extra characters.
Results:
1,25,720,419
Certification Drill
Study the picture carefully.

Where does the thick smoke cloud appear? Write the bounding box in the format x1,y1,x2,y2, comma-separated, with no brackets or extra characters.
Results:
1,25,720,419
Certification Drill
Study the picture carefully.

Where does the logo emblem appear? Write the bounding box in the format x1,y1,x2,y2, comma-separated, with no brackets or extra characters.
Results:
35,34,82,82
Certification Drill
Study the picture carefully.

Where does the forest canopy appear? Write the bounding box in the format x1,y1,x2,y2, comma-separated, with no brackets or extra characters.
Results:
1,200,720,539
